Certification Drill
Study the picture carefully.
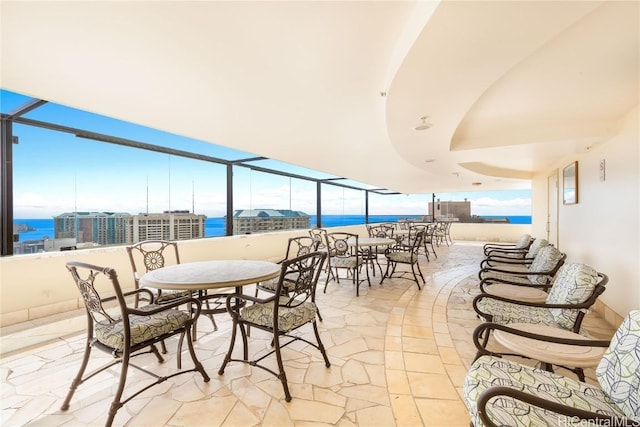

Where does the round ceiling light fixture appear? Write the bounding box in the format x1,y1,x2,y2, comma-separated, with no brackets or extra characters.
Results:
413,116,433,131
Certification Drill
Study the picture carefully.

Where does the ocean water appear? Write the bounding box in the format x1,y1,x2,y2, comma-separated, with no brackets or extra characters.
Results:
14,214,532,242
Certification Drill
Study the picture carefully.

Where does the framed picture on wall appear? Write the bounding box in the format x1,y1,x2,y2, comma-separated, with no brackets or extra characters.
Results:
563,161,578,205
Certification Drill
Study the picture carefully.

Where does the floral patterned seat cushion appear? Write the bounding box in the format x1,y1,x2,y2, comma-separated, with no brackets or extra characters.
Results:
241,297,317,332
95,305,190,351
527,246,563,284
545,264,600,329
596,310,640,421
332,256,363,269
153,288,192,302
464,355,626,427
386,251,417,263
475,298,559,327
258,275,299,292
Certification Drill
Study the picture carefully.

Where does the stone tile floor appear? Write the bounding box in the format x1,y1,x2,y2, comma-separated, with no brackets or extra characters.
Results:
0,242,616,426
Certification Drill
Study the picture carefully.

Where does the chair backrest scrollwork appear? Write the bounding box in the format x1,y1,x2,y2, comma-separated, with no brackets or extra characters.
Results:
277,251,327,308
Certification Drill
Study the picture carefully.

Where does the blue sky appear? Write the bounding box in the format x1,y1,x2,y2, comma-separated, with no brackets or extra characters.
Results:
2,89,531,218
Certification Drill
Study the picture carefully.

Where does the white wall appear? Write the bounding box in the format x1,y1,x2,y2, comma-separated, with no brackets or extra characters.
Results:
0,225,361,326
532,106,640,321
0,222,530,326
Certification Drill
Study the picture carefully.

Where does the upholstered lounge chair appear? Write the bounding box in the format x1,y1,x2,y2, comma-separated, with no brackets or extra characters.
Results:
480,238,549,269
473,263,608,339
483,234,533,257
463,310,640,426
478,246,566,302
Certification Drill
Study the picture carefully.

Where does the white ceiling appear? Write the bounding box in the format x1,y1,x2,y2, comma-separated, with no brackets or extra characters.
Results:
2,1,638,194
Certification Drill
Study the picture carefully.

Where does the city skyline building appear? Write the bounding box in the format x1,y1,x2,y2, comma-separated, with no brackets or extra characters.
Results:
127,210,206,242
232,209,310,235
54,212,130,245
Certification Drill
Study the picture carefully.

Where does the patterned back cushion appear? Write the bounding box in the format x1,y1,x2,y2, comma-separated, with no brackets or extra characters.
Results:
527,246,563,284
515,234,532,249
545,263,600,329
526,239,548,258
596,310,640,420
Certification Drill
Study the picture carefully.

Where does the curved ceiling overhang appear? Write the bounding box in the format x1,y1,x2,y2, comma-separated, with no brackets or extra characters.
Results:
1,1,638,195
385,0,638,191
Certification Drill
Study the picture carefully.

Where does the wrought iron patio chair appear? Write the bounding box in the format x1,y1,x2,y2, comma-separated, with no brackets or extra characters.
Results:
126,240,189,306
364,223,396,274
255,235,322,319
434,220,453,246
218,251,330,402
380,227,425,288
325,232,370,296
463,310,640,427
62,261,210,427
127,239,219,334
309,227,336,286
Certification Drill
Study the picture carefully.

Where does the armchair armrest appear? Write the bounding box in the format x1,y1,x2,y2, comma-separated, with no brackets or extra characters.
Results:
484,248,528,258
480,256,533,269
479,277,552,293
223,292,277,317
472,322,610,361
101,287,155,305
478,266,554,282
385,243,411,254
483,243,527,256
477,387,639,427
127,296,202,318
122,287,155,301
472,293,599,318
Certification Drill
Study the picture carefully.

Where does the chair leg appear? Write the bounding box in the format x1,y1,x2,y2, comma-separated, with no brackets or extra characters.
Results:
415,261,426,284
323,258,335,293
380,261,392,284
410,264,422,290
176,333,185,369
272,332,292,402
218,319,239,375
61,335,93,411
184,325,210,382
159,340,168,355
203,297,218,331
150,343,165,363
106,350,130,427
312,321,331,368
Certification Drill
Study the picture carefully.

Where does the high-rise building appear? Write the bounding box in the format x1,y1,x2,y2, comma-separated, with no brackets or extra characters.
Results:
54,212,130,245
232,209,310,235
429,200,472,221
127,210,206,242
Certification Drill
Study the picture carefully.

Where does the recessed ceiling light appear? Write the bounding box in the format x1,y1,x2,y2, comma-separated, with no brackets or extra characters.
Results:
413,116,433,131
424,159,436,163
